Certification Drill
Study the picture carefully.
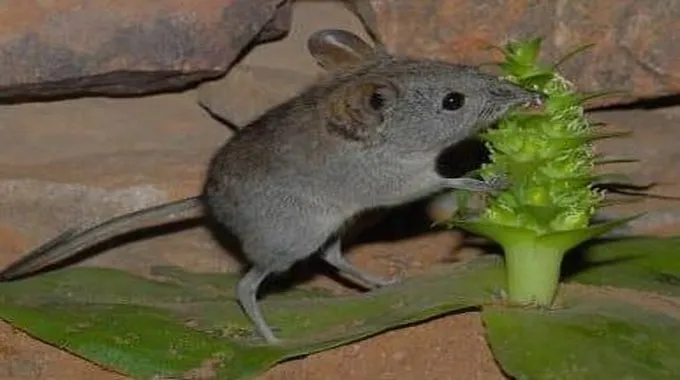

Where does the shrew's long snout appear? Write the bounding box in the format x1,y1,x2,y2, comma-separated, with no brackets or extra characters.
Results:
474,80,546,128
489,81,546,110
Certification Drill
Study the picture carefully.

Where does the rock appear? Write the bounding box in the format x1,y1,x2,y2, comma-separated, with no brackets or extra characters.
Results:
0,0,289,101
198,0,370,126
255,0,293,43
198,65,317,127
590,107,680,234
0,91,239,274
367,0,680,107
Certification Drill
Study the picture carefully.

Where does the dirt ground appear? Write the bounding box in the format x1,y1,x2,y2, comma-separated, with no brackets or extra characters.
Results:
1,1,680,379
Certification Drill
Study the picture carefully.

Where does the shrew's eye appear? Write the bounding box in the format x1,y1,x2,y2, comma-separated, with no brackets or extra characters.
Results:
369,91,385,110
442,92,465,111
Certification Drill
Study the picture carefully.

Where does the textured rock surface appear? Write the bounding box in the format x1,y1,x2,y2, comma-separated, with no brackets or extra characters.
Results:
198,0,371,126
0,0,288,101
368,0,680,106
0,91,237,274
255,0,293,43
591,106,680,233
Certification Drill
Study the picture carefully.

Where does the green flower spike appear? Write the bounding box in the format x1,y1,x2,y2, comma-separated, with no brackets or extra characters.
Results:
446,38,633,307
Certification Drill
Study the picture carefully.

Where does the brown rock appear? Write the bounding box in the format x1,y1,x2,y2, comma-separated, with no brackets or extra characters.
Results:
198,64,317,127
0,91,239,275
367,0,680,106
591,107,680,234
197,0,370,126
255,0,293,43
0,0,288,101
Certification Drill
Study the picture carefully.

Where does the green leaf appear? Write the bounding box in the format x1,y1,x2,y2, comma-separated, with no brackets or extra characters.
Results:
512,37,543,65
451,220,539,248
567,236,680,297
537,216,639,253
552,42,596,68
483,287,680,380
592,172,637,186
594,155,639,165
586,130,633,141
452,217,635,253
599,197,644,207
497,38,548,79
519,205,561,226
0,302,282,379
578,89,630,105
588,121,609,128
0,258,506,379
518,71,554,88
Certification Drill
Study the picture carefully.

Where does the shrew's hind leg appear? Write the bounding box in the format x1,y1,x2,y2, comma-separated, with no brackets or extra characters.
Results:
236,267,278,343
321,240,398,289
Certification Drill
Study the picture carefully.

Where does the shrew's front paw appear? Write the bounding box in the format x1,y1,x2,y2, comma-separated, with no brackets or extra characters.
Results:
485,173,511,191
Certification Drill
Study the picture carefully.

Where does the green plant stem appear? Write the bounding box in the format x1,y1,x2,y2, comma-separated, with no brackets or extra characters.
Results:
504,239,566,306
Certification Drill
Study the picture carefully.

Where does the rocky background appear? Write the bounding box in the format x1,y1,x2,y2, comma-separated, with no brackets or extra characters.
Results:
3,0,678,104
0,1,679,379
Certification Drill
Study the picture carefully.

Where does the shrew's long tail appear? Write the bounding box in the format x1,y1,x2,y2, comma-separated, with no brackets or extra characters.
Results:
0,196,204,281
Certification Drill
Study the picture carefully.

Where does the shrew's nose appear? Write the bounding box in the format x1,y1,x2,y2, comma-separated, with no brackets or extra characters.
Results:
491,83,546,109
526,89,546,107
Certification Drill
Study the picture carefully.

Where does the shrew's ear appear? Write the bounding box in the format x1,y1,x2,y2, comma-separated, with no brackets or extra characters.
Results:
342,0,385,50
324,76,400,142
307,29,376,71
